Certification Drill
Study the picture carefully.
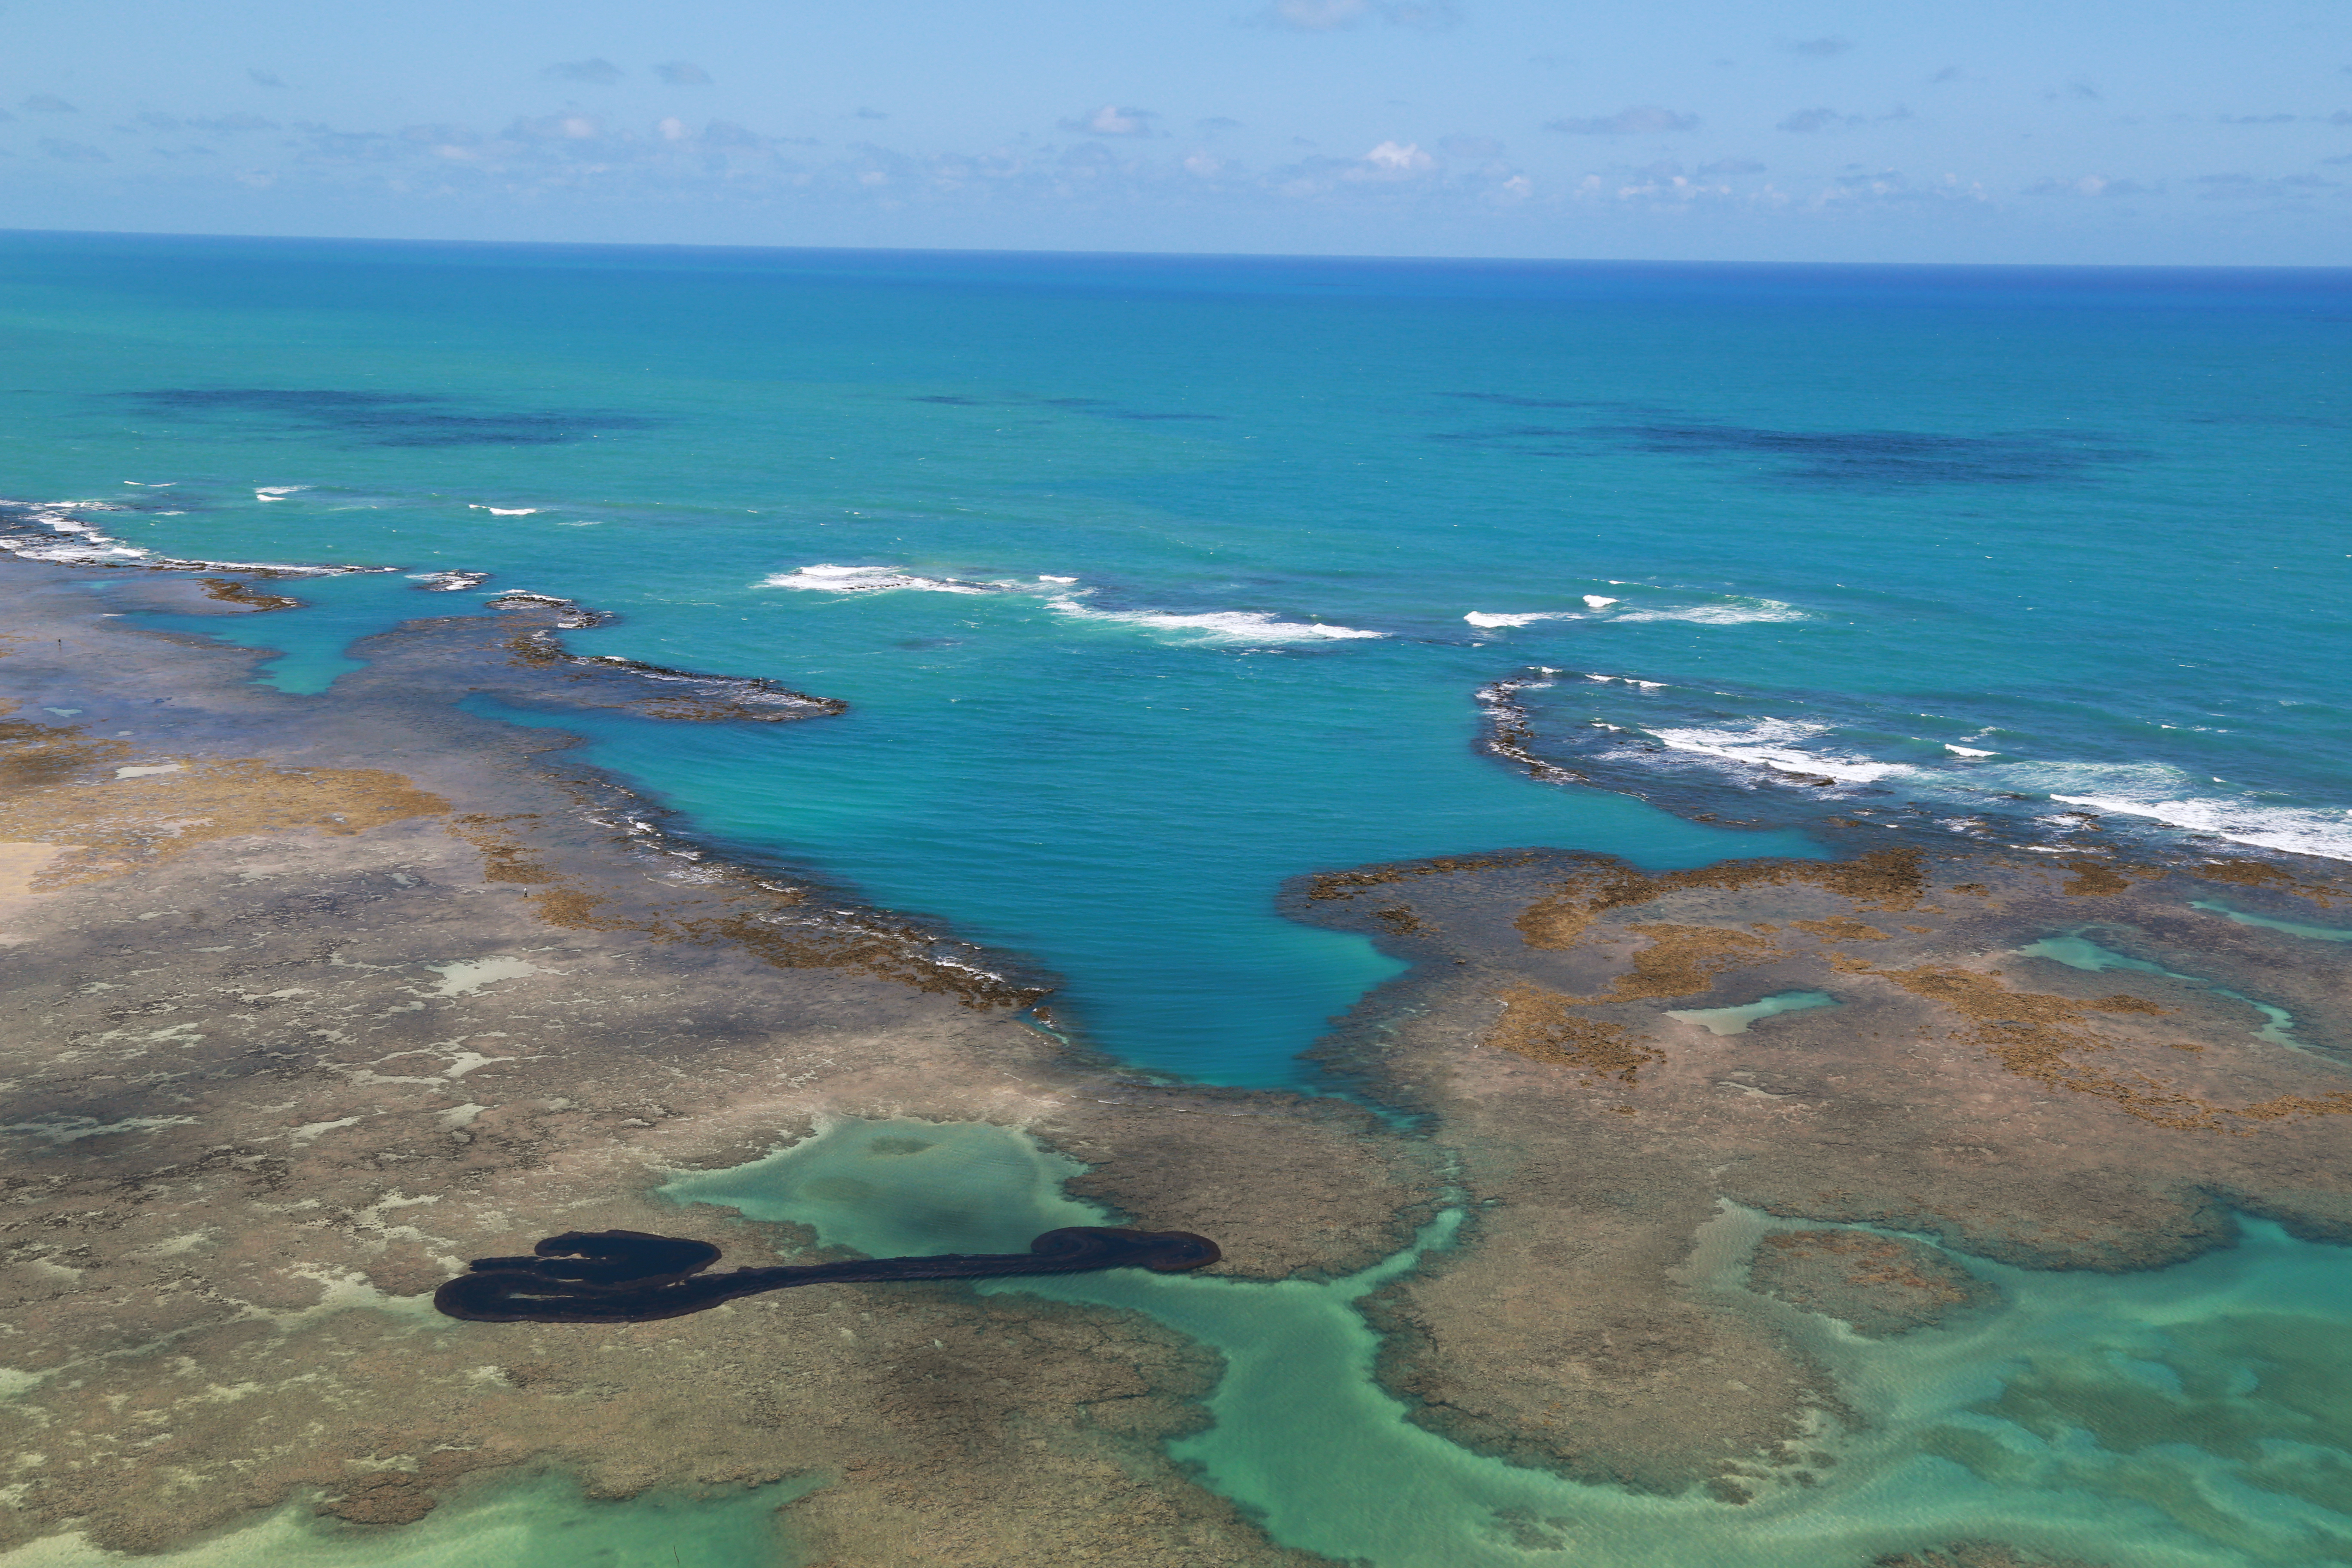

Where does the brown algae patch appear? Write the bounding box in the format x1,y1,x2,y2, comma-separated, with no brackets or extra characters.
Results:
0,723,447,888
1748,1229,1997,1337
1592,922,1783,1002
1852,962,2352,1132
196,577,303,612
1488,983,1663,1084
1515,848,1929,950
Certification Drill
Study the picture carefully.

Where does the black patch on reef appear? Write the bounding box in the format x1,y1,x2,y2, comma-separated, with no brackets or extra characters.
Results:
117,389,654,447
435,1225,1223,1324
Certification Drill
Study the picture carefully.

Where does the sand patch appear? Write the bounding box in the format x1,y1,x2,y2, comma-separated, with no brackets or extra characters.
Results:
0,841,76,900
0,728,447,888
426,957,544,997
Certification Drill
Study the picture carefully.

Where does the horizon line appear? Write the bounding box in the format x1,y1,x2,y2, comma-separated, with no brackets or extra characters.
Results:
5,225,2348,277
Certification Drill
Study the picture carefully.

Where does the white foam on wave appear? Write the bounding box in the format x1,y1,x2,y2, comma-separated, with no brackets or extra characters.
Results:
2049,793,2352,862
469,504,540,517
1645,718,1912,784
254,486,309,501
1471,594,1802,628
1945,744,1997,758
0,497,371,576
1049,597,1384,643
1614,599,1806,625
1466,610,1580,628
759,563,995,595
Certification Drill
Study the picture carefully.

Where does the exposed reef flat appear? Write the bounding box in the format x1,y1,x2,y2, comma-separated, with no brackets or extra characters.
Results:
9,553,2350,1567
1295,839,2352,1513
0,560,1434,1566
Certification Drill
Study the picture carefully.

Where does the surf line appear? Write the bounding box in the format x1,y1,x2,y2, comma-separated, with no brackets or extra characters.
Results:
435,1226,1222,1323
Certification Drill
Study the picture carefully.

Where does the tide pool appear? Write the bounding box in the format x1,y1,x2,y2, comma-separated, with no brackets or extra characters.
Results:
1665,989,1840,1035
0,1473,814,1568
666,1118,2352,1568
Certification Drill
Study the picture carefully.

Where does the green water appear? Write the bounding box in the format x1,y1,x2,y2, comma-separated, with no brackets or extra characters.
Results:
2020,934,2303,1047
17,1118,2352,1565
1663,989,1840,1036
658,1118,2352,1567
2191,904,2352,945
0,1473,811,1568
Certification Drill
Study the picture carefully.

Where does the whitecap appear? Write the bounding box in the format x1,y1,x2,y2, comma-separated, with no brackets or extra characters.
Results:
469,505,540,516
1583,594,1620,609
758,563,994,595
1038,574,1079,583
2049,793,2352,862
254,486,309,501
0,497,384,577
1614,599,1807,625
1050,597,1384,643
1945,744,1997,758
1465,611,1578,628
1645,718,1912,783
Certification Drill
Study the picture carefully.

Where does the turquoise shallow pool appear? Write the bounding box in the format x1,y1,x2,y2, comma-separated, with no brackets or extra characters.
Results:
661,1119,2352,1568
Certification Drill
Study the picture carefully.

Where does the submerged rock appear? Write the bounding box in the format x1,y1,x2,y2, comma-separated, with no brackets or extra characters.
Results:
1748,1229,2000,1337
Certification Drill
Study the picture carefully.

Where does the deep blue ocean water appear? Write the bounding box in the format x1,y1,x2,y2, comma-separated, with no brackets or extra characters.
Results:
3,233,2350,1565
6,233,2346,1083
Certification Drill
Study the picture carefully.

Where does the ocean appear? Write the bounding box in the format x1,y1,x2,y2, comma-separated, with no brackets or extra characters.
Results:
3,231,2349,1565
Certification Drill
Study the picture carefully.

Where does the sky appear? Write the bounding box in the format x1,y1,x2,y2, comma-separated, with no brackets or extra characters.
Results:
3,0,2348,265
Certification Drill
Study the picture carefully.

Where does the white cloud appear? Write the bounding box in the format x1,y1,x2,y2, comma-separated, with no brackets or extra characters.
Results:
1778,105,1913,132
1255,0,1458,30
1356,139,1436,176
545,58,624,86
2025,173,2158,197
1547,106,1699,135
1063,105,1162,137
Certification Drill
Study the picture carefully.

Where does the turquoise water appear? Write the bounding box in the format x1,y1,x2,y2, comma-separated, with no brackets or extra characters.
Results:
2019,933,2303,1047
1664,989,1840,1035
0,1473,811,1568
5,233,2352,1561
4,235,2348,1077
668,1119,2352,1568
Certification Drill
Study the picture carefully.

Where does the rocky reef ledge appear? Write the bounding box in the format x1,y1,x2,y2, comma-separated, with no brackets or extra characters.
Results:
0,560,1435,1567
1295,837,2351,1517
